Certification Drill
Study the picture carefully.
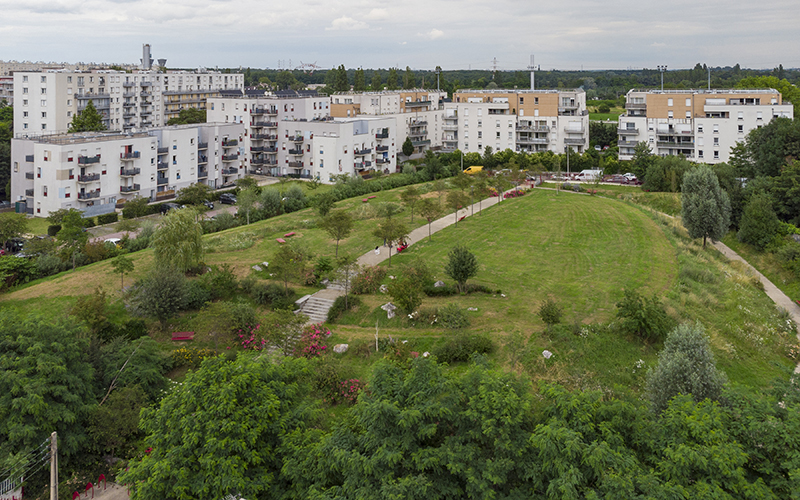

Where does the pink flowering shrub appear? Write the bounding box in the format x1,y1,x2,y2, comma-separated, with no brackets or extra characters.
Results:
503,189,526,199
352,265,388,295
237,324,267,351
326,378,364,405
295,323,331,358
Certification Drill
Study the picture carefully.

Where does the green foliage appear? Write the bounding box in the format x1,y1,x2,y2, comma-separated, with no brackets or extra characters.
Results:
327,294,361,323
631,141,655,181
353,67,366,92
738,192,781,250
166,107,206,125
98,336,172,402
0,212,28,248
176,182,213,206
56,208,89,270
68,100,106,132
151,207,204,272
402,136,414,156
646,322,728,413
351,265,387,295
386,67,399,90
47,224,61,236
272,241,311,294
642,155,695,192
96,212,119,225
433,334,494,363
681,165,731,248
443,244,479,293
770,160,800,225
313,191,336,217
237,187,259,225
88,385,146,458
70,287,113,338
437,303,470,329
122,196,153,219
418,197,444,241
399,185,421,222
372,218,409,265
387,275,423,314
319,210,353,256
615,288,673,342
184,279,213,310
120,355,315,500
128,267,188,327
537,298,563,328
259,187,283,218
282,184,308,213
262,309,309,356
110,254,135,290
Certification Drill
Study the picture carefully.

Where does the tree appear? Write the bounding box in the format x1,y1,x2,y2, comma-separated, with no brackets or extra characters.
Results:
353,67,366,92
446,190,471,227
259,187,283,219
68,100,106,132
88,385,147,459
151,206,204,272
57,208,89,270
0,213,27,251
237,187,259,225
70,287,112,337
489,173,511,202
630,141,655,181
313,191,336,217
433,178,448,206
403,66,416,89
235,176,259,192
402,136,414,156
176,182,212,206
387,68,399,90
336,253,359,309
399,186,421,223
272,242,311,295
372,218,408,265
334,64,349,92
444,245,479,293
472,171,490,214
417,198,443,242
319,210,354,257
681,165,731,248
388,275,423,314
166,107,206,125
97,336,171,403
129,266,187,328
737,192,781,250
119,355,314,500
645,322,727,413
111,254,135,290
370,71,382,90
275,70,299,91
769,160,800,225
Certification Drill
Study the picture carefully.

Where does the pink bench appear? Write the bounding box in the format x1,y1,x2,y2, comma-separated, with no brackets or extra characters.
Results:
276,238,286,243
362,198,369,202
368,195,377,199
172,331,195,341
284,232,295,237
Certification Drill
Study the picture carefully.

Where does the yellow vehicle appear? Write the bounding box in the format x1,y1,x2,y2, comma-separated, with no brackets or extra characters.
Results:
463,166,484,175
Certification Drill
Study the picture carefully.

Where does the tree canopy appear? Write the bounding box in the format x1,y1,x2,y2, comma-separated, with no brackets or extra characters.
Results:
151,207,204,272
68,100,106,132
166,107,206,125
681,165,731,248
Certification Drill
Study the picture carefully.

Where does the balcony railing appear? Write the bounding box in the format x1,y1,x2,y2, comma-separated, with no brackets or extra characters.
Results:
25,189,33,197
140,81,152,87
443,125,459,131
222,139,238,147
288,149,303,155
222,168,239,175
157,147,168,154
376,157,390,164
120,184,141,193
157,177,168,185
564,138,585,145
288,161,303,168
516,125,550,132
251,133,278,140
222,154,239,161
120,168,141,177
376,145,389,152
376,132,389,139
25,172,34,179
410,121,428,127
618,140,639,147
157,162,168,170
355,148,372,155
657,141,695,148
78,173,101,183
617,128,639,135
123,112,136,118
288,135,304,142
123,102,135,108
563,127,586,134
25,155,34,162
251,107,265,115
405,100,431,108
250,146,265,152
253,121,278,128
411,139,431,147
140,91,151,97
198,156,208,164
198,142,208,149
120,151,140,160
198,168,208,178
517,137,549,144
626,102,647,109
78,155,101,165
251,158,265,165
78,190,100,200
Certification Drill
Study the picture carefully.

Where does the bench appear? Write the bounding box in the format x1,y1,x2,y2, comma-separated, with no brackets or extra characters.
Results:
368,195,377,199
284,232,296,237
362,198,369,203
172,331,195,341
276,238,286,243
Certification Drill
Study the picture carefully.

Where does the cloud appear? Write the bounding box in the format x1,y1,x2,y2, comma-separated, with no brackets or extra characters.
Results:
365,8,389,21
426,28,444,40
399,41,407,45
650,42,666,47
326,16,368,31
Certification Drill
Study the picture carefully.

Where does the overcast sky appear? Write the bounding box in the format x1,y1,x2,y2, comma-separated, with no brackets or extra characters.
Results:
1,0,798,72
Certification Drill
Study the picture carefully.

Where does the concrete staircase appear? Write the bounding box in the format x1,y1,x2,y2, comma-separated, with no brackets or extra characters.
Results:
296,295,337,324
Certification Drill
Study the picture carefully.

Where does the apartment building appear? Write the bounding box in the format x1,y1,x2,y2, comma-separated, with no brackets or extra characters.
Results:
12,70,244,136
10,122,244,217
0,75,11,103
208,91,398,181
329,90,447,154
618,89,793,163
449,90,590,154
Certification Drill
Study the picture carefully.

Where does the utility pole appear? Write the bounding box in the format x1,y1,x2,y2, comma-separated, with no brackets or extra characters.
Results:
528,54,535,91
50,432,58,500
657,65,667,91
565,146,570,177
708,65,711,90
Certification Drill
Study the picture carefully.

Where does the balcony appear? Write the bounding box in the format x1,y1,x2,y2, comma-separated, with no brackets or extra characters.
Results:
250,146,265,152
288,135,304,142
376,157,390,164
355,148,372,155
123,112,136,118
78,155,101,165
263,146,277,153
222,154,239,161
409,131,427,139
157,162,169,170
78,190,100,200
376,145,389,152
288,161,303,168
618,140,639,147
443,124,459,131
564,138,585,145
123,102,135,108
198,156,208,164
120,184,141,193
25,189,33,197
618,128,639,135
120,168,141,177
405,100,431,108
140,81,152,87
140,91,151,97
564,127,586,134
516,125,550,132
251,133,276,140
77,173,101,183
288,148,303,155
222,168,239,175
141,121,152,127
376,132,389,139
626,102,647,110
251,158,265,165
123,82,134,88
157,147,168,154
198,142,208,150
25,172,34,179
410,121,428,127
253,121,278,128
657,141,694,148
157,177,168,185
411,139,431,147
25,155,34,162
120,151,140,160
264,160,278,167
198,168,208,178
251,107,265,115
222,139,238,147
123,92,136,98
517,137,549,144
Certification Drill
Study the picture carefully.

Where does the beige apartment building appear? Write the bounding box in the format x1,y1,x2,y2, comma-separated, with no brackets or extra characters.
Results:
618,89,793,163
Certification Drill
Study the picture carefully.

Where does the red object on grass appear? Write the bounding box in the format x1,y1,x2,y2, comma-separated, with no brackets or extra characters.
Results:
276,238,286,243
284,231,295,237
73,492,80,500
171,332,195,341
362,198,368,202
368,195,377,199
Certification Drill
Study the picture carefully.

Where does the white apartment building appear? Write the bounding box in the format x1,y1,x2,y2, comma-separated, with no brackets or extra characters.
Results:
449,90,590,155
618,89,793,163
329,90,447,154
10,122,244,217
0,75,11,103
208,91,398,182
13,70,243,136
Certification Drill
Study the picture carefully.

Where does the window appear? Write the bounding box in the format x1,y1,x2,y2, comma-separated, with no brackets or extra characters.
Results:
23,111,28,117
667,98,673,106
67,99,71,106
713,151,719,159
738,111,743,120
40,88,46,94
668,111,673,118
43,186,48,197
477,109,482,117
757,111,763,120
41,112,46,118
22,87,28,94
477,131,482,138
686,111,691,119
40,100,46,106
686,98,691,106
22,76,28,82
713,124,719,133
520,97,524,104
534,97,539,105
496,131,500,138
713,137,719,145
496,120,500,127
22,100,28,106
698,150,704,158
41,124,46,130
738,125,744,132
697,124,703,133
23,123,28,129
477,120,482,127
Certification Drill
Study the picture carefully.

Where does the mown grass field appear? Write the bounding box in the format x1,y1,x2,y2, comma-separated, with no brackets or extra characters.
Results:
722,233,800,302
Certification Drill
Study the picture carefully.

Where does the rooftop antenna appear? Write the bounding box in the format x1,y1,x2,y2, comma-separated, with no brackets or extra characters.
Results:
527,54,535,91
435,66,441,92
708,65,711,90
657,65,667,91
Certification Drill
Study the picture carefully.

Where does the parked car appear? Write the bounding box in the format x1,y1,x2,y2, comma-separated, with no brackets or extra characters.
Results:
219,193,237,205
202,200,215,210
104,237,121,247
159,202,183,214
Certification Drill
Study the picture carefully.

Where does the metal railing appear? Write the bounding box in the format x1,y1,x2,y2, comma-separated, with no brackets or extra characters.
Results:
78,155,101,164
198,142,208,149
78,173,101,182
120,151,140,159
78,190,100,200
120,184,140,193
120,168,141,176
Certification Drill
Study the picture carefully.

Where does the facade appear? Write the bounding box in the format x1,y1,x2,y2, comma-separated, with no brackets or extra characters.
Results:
329,90,448,154
208,92,398,182
0,60,137,76
448,90,590,155
618,89,793,163
0,75,11,103
12,70,244,136
10,122,245,217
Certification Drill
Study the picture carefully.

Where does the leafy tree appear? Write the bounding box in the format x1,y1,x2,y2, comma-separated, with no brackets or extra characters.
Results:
0,311,96,460
353,67,366,92
122,196,152,219
272,242,311,295
166,107,206,125
446,190,470,227
370,71,382,90
433,178,448,205
282,184,308,213
736,75,800,116
422,149,445,179
444,245,479,293
372,218,409,265
275,70,300,91
537,298,563,330
734,117,800,178
313,191,336,217
70,287,113,338
472,171,490,213
319,210,353,257
176,182,212,206
451,171,473,192
388,275,423,314
97,336,172,403
399,186,421,222
263,309,309,356
403,66,416,89
376,201,403,220
57,208,89,269
334,64,349,91
236,176,259,192
68,100,106,132
681,165,731,248
737,192,781,250
417,198,443,242
615,288,673,342
88,385,146,458
237,187,259,225
120,355,314,500
128,266,187,328
151,207,204,272
402,136,414,156
386,68,399,90
0,212,27,250
630,141,655,181
770,160,800,225
110,254,135,290
646,322,727,413
336,253,359,309
259,187,283,218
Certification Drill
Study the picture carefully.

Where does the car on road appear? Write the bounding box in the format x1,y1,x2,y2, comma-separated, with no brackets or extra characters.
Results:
159,202,184,214
219,193,237,205
202,200,215,210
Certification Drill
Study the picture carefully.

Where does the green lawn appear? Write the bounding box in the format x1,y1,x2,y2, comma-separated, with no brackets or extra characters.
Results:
722,232,800,302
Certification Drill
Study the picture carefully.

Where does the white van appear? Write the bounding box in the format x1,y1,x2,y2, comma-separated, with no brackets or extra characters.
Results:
576,169,602,182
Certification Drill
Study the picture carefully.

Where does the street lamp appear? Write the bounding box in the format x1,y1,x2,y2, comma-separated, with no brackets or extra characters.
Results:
564,145,570,177
657,65,667,91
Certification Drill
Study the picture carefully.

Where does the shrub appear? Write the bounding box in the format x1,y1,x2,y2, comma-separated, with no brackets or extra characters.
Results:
227,301,259,332
328,378,364,406
47,224,61,237
351,265,388,295
538,299,563,329
35,254,66,278
82,217,96,228
97,212,120,225
437,303,470,329
402,258,434,289
198,263,239,300
444,245,479,293
252,282,286,305
433,334,494,363
737,192,781,251
120,318,149,340
171,347,217,368
615,289,673,342
388,276,423,314
122,197,152,219
116,218,140,233
294,324,330,358
283,185,308,213
327,295,362,323
184,280,213,310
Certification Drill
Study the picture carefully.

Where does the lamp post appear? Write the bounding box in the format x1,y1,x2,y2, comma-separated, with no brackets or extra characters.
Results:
565,145,570,178
657,65,667,91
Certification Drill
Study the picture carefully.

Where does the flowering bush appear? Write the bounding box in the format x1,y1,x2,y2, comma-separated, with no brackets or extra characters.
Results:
237,323,267,351
295,323,331,358
488,187,499,197
352,265,388,295
503,189,526,199
326,378,364,405
171,347,217,367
